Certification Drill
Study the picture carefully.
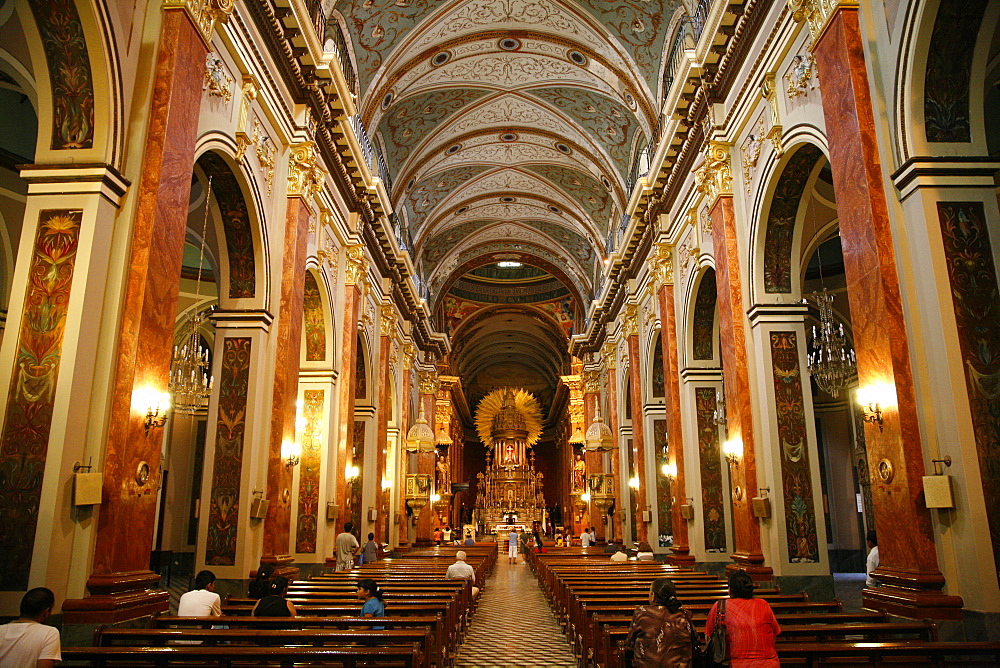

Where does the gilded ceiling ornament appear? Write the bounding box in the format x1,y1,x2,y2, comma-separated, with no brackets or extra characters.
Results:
163,0,234,44
203,52,232,103
785,53,817,99
650,242,674,289
787,0,857,44
287,141,325,199
694,142,733,205
380,303,397,336
623,303,639,337
343,245,368,287
418,368,440,395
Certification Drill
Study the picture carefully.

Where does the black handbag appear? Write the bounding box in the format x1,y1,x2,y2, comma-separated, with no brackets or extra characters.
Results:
701,599,729,667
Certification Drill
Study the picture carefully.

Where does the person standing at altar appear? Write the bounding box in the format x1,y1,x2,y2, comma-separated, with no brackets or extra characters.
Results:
508,528,519,564
580,527,591,547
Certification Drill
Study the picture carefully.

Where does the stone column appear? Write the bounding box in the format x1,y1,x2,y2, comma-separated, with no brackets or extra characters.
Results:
802,2,963,618
62,2,231,622
651,242,695,564
697,142,768,576
624,305,649,543
374,304,396,543
397,343,415,547
580,371,605,540
415,368,438,545
334,246,366,525
601,340,624,542
261,144,323,571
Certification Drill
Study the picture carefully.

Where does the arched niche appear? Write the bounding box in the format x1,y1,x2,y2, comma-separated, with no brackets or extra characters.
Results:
302,269,329,363
688,267,718,365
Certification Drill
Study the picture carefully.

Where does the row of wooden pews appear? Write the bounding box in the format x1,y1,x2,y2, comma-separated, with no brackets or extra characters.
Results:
528,547,1000,667
62,543,496,667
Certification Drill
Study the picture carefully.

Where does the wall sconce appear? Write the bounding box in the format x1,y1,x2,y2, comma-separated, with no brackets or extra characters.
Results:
661,462,677,478
281,441,301,468
381,478,393,490
134,388,171,435
430,493,441,503
581,492,591,503
345,464,360,481
857,383,895,432
723,437,743,465
628,475,640,489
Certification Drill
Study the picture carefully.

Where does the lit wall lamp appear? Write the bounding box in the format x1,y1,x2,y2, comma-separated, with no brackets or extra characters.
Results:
281,441,301,468
134,388,171,435
345,464,360,481
580,492,591,503
628,475,640,489
381,478,393,490
723,437,743,465
430,493,441,503
857,383,896,432
661,462,677,479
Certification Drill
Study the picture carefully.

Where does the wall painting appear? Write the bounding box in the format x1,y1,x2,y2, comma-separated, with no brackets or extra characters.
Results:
695,387,726,552
295,389,325,553
653,419,672,547
303,272,326,361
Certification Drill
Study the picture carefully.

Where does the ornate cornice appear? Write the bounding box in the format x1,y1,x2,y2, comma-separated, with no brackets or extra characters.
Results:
694,141,734,207
788,0,858,44
287,141,326,200
163,0,234,46
649,242,675,290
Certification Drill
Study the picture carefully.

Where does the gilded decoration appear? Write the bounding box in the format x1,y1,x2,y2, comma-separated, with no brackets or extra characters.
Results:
303,272,326,361
785,54,816,99
402,342,417,368
769,331,820,563
417,368,439,395
696,388,727,552
380,303,397,337
740,117,767,195
287,141,325,200
937,201,1000,577
343,245,368,287
581,369,601,394
0,210,82,589
601,339,617,370
787,0,858,45
694,142,733,205
163,0,235,45
205,336,252,566
650,242,674,289
204,52,233,103
295,389,325,553
623,303,639,337
26,0,95,150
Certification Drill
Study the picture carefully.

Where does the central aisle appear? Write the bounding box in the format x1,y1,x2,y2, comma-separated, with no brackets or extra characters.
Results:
454,557,577,667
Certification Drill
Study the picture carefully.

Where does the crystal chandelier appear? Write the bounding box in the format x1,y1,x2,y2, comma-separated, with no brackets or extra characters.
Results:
169,175,214,413
807,289,856,398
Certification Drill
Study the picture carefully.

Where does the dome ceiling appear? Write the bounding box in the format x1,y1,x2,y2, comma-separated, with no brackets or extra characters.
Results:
338,0,684,304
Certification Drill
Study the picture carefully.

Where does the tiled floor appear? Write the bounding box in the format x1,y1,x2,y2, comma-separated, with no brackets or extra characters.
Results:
833,572,866,612
454,559,577,667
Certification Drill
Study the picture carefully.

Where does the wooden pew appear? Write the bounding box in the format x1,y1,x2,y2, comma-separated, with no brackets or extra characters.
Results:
61,643,422,666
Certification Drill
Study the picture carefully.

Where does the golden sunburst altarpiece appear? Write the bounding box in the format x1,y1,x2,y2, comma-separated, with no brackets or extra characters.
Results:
474,387,543,449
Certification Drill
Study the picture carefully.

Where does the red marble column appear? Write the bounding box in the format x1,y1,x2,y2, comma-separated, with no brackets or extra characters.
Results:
63,6,208,622
657,280,695,564
812,7,962,618
710,195,767,575
415,386,436,545
334,248,365,527
373,315,393,543
605,359,624,542
625,325,649,543
582,384,602,539
261,193,312,566
397,346,414,547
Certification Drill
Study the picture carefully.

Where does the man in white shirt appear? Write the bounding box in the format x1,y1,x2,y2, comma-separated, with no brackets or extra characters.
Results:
865,530,879,587
0,587,61,668
446,550,480,597
508,529,519,564
589,526,597,545
335,522,361,571
580,529,591,547
178,570,222,617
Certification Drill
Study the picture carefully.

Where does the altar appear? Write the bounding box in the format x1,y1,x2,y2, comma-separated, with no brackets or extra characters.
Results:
472,388,547,535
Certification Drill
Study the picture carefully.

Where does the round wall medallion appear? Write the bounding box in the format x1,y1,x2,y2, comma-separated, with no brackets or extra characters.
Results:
733,486,743,501
431,51,451,66
282,488,291,503
555,142,572,154
381,91,394,109
499,37,521,51
135,461,150,486
568,50,588,65
877,458,894,483
500,132,518,142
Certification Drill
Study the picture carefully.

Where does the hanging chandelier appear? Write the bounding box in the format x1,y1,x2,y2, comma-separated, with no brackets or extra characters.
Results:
806,288,856,397
169,175,215,414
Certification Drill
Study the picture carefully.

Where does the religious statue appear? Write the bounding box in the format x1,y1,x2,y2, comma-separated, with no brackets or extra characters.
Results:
436,453,451,490
573,453,586,492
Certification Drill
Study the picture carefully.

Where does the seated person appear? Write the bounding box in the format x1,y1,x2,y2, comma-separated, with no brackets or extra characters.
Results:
361,532,379,564
0,587,61,668
636,541,655,561
251,575,297,617
178,570,222,616
464,531,475,546
555,531,564,547
610,544,629,562
247,563,275,599
446,550,481,597
603,541,619,554
356,578,385,630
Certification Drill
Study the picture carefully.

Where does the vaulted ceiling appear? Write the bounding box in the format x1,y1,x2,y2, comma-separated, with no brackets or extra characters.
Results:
338,0,684,309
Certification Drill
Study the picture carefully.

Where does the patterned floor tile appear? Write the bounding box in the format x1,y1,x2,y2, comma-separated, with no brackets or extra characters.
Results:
454,559,577,667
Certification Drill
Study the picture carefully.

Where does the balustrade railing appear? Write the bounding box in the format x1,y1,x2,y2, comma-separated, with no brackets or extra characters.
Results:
691,0,712,41
323,18,358,96
348,115,394,199
625,144,652,196
662,18,693,99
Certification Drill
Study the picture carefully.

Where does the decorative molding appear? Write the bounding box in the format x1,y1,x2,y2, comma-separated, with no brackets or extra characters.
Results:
601,339,617,370
380,303,397,337
741,116,766,195
785,53,816,99
417,368,439,395
787,0,858,45
694,142,733,206
623,303,639,337
163,0,235,45
343,245,368,287
204,52,233,102
402,342,417,368
650,242,675,289
287,141,325,200
581,369,601,394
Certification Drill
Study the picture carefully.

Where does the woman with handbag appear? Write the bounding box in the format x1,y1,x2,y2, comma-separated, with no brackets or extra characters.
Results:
704,570,781,667
625,578,698,667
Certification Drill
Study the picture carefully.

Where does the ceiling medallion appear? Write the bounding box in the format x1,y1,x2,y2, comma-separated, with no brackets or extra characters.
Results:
555,142,572,154
600,175,612,190
500,132,518,142
498,37,521,51
431,51,451,66
568,50,588,65
456,206,469,214
548,205,561,214
446,143,462,154
500,196,516,203
381,91,394,109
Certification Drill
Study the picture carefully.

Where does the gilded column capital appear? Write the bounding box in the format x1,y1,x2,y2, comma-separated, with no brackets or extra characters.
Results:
287,141,326,200
788,0,859,44
581,369,601,394
601,340,617,370
623,303,639,337
402,342,417,368
380,303,397,337
650,242,675,290
343,245,368,287
163,0,235,46
417,369,439,395
694,141,733,206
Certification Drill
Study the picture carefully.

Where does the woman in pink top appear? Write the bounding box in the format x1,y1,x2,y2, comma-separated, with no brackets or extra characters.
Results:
704,570,781,667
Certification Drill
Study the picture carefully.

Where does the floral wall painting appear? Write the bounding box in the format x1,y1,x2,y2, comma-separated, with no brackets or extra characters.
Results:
695,387,726,552
303,272,326,361
198,152,257,299
295,390,325,553
692,270,717,360
762,145,823,293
